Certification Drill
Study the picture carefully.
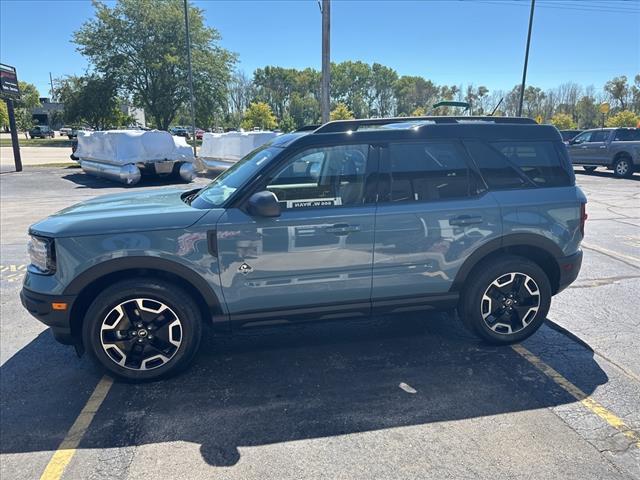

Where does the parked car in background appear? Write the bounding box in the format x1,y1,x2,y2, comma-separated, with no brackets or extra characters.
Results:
59,126,73,137
567,127,640,178
28,126,55,139
21,116,586,381
170,126,191,139
67,127,93,139
195,128,205,140
559,129,582,144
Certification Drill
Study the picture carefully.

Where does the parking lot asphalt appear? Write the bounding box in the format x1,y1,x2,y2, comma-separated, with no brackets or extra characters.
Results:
1,166,639,479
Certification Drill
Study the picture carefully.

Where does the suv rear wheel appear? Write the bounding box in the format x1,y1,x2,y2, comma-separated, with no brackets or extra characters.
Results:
460,256,551,344
613,155,633,178
82,278,202,381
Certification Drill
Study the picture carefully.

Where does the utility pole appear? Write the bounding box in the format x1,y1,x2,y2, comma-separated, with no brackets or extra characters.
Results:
517,0,535,117
49,72,55,101
321,0,331,124
183,0,197,156
6,99,22,172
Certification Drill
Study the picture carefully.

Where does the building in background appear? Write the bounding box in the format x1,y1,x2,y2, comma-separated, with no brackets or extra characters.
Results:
120,103,146,128
31,97,64,129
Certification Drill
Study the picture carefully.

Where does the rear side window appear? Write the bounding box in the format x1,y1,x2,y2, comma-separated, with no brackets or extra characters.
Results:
464,140,571,189
614,129,640,141
491,141,571,187
379,141,482,202
463,140,529,190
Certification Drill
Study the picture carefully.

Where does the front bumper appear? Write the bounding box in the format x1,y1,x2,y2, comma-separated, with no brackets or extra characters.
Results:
20,287,77,345
556,249,583,294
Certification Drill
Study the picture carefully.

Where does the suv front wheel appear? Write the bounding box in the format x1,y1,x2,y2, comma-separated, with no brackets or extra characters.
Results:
82,278,202,381
460,256,551,344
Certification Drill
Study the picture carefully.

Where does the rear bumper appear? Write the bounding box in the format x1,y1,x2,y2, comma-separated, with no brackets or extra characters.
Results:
556,249,583,294
20,287,77,345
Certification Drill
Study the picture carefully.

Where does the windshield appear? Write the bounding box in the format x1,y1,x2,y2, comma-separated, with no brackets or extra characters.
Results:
191,145,281,208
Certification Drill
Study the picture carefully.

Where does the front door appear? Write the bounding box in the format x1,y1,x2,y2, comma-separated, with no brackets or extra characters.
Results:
567,131,592,164
372,140,502,310
216,143,378,325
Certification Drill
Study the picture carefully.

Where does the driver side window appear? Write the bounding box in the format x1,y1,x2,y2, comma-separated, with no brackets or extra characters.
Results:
266,144,372,209
573,131,592,144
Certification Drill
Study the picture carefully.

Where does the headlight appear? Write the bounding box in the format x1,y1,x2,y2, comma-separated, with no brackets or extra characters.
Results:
27,235,56,274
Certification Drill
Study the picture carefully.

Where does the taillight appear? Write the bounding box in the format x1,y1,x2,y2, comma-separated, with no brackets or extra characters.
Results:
580,203,587,237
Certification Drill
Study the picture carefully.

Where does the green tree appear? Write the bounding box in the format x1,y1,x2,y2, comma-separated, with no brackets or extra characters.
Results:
549,113,576,130
411,106,426,117
605,110,639,127
575,95,599,128
604,76,629,111
56,74,126,129
0,101,8,130
278,115,296,132
394,76,438,116
289,92,319,128
370,63,398,117
630,74,640,114
74,0,235,130
14,81,40,137
241,102,277,130
331,61,372,117
330,102,354,120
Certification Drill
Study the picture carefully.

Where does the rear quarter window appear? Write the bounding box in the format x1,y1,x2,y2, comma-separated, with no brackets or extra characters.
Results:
491,141,572,188
464,140,572,189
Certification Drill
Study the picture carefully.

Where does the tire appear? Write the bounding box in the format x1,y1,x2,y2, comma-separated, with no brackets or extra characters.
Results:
82,278,203,381
613,155,633,178
459,255,551,345
583,166,597,173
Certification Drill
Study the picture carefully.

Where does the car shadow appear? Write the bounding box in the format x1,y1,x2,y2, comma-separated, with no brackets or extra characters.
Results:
575,169,639,181
0,312,608,466
60,171,197,189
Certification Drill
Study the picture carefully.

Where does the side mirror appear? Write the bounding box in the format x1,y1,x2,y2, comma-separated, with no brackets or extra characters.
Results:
247,191,281,217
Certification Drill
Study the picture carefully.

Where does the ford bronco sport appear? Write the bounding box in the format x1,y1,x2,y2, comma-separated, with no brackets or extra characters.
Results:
21,117,586,381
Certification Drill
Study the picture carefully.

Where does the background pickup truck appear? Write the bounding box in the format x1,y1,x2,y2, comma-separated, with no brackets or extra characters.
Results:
567,127,640,178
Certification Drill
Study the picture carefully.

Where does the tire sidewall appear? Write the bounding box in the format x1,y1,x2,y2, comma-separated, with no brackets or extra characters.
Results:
463,256,551,344
613,156,633,178
82,279,202,381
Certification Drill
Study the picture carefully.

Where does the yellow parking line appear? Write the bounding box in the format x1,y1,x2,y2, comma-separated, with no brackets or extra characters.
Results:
40,376,114,480
512,344,640,448
582,242,640,264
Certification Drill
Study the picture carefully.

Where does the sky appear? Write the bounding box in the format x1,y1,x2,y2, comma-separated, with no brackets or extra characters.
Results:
1,0,638,99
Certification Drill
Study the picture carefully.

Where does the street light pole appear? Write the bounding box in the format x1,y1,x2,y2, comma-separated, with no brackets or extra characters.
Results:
321,0,331,124
183,0,197,156
517,0,535,117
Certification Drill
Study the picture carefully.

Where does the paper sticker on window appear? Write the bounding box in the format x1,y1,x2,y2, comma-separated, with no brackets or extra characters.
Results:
286,197,342,209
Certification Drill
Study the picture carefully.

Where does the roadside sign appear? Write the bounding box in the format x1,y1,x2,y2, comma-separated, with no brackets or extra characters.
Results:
0,63,20,98
599,103,610,114
535,115,543,124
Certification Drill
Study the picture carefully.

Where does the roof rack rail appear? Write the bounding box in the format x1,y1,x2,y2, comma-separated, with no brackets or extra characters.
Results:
314,116,536,134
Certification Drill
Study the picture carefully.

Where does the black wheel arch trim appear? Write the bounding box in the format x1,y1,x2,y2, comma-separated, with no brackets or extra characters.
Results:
63,256,221,313
451,233,564,293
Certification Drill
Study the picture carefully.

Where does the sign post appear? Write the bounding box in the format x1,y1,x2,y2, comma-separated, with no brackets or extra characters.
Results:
599,102,610,129
1,63,22,172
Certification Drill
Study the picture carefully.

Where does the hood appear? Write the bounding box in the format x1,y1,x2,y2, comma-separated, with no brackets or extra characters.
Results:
30,188,209,238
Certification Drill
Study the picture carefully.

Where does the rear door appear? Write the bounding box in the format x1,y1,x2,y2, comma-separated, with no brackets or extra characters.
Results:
371,140,502,310
216,143,378,324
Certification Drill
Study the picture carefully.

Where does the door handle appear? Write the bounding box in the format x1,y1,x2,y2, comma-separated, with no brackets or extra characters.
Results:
449,215,483,226
599,145,606,149
325,224,361,235
581,145,588,149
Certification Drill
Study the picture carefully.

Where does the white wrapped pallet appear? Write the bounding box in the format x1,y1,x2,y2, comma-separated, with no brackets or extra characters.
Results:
75,130,196,185
197,131,279,171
